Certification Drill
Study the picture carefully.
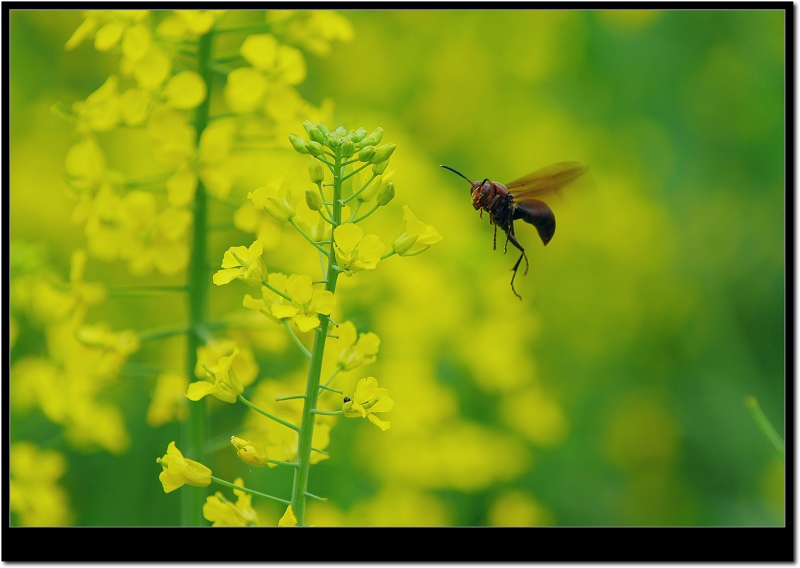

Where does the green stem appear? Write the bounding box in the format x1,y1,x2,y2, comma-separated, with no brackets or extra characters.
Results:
350,202,381,223
317,181,334,219
745,396,784,461
343,173,378,204
262,279,293,303
182,29,214,527
321,366,342,391
341,161,372,182
239,395,300,432
210,476,290,505
290,150,345,526
276,394,307,402
289,218,329,255
283,320,312,359
138,325,191,343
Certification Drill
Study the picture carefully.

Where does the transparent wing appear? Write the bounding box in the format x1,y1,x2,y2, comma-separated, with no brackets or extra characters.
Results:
506,161,589,200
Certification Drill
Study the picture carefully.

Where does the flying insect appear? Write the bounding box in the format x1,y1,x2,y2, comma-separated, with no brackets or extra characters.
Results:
440,161,589,299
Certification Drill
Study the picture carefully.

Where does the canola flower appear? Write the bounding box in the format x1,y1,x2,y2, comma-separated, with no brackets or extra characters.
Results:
157,441,212,493
39,8,447,529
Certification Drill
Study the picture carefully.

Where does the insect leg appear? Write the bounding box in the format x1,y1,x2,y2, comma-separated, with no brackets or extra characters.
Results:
504,225,530,300
492,224,497,250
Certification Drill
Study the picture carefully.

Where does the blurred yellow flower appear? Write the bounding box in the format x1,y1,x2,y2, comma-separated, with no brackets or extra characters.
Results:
195,339,258,387
156,441,212,493
343,377,394,431
64,10,149,52
488,490,555,526
223,33,306,114
116,191,192,276
10,442,72,526
203,477,259,527
392,205,442,256
186,346,243,404
248,177,295,223
72,75,120,132
147,371,189,427
75,323,140,357
266,10,354,57
333,223,385,276
162,70,207,109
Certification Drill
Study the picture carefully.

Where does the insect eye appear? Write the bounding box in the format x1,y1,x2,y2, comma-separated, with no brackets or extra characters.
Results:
343,397,351,403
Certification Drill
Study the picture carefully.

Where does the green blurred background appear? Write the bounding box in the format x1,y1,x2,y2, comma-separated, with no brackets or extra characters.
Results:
9,9,785,526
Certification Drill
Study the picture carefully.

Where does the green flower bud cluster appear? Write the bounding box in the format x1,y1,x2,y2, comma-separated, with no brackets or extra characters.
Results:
289,122,397,173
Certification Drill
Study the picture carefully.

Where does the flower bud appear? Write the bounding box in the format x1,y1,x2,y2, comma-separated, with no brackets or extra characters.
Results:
359,127,383,148
357,176,382,202
317,122,330,135
308,157,325,184
325,134,340,149
230,436,269,467
371,143,396,164
392,233,418,256
305,188,323,211
334,126,347,137
341,140,356,158
306,141,324,156
352,128,367,143
358,145,376,162
288,133,308,154
303,120,324,143
376,181,395,206
372,160,389,175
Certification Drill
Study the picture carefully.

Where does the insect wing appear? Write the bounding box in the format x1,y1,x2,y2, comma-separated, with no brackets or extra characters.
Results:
506,161,589,200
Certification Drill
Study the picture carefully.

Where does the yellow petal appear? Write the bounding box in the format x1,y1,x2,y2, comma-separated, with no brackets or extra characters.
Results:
333,223,363,254
94,20,126,52
163,71,207,109
240,34,278,70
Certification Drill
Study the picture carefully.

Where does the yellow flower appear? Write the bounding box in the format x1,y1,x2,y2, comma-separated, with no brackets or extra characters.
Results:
156,441,212,493
203,477,258,527
10,442,73,526
223,33,307,113
64,10,149,52
146,371,189,427
74,323,140,356
333,223,385,276
195,339,258,387
116,191,192,276
72,75,120,132
162,70,207,109
213,239,267,287
186,347,243,404
279,505,298,527
266,11,354,57
343,377,394,431
335,321,380,371
230,436,269,466
248,177,295,223
244,273,334,333
392,205,442,256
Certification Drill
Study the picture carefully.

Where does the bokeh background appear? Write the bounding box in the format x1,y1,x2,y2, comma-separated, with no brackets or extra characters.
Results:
9,9,785,527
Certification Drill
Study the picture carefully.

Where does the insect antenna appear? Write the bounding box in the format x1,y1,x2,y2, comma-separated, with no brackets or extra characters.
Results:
440,164,474,185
